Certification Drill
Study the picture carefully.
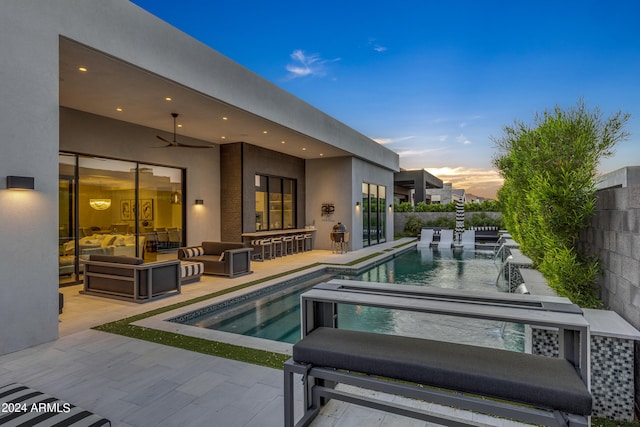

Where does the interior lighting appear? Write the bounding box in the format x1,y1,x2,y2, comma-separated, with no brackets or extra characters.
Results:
89,199,111,210
78,67,87,72
302,147,307,151
170,191,181,205
116,107,123,112
165,97,172,101
222,117,228,121
221,136,226,139
6,176,35,190
281,141,286,144
263,130,268,134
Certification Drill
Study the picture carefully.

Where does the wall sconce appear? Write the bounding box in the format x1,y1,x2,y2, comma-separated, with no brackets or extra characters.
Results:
195,199,204,205
355,201,360,207
6,176,35,190
389,204,393,209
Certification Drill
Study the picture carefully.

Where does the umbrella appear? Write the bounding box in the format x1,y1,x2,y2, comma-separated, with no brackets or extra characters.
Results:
455,200,465,243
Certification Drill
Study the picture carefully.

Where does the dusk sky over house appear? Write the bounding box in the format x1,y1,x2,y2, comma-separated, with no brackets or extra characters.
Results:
132,0,640,198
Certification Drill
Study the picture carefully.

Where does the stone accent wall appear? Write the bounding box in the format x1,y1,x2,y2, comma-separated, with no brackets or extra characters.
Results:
531,329,636,421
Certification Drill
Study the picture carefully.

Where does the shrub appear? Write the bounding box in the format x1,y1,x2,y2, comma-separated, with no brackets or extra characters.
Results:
492,100,629,307
403,215,426,236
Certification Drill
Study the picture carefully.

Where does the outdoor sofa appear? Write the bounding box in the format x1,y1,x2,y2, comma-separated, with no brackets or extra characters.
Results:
81,254,181,302
178,241,253,278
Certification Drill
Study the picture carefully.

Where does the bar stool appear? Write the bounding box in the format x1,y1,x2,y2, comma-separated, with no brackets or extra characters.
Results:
282,235,294,255
251,239,272,261
271,237,284,257
303,233,313,251
295,234,306,253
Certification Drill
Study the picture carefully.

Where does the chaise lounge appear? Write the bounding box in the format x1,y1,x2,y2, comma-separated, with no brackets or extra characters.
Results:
178,241,253,278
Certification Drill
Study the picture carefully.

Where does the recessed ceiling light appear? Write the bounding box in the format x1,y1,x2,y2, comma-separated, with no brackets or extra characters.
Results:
281,141,286,144
177,124,183,128
221,136,226,139
115,107,123,112
320,153,324,156
222,117,228,121
165,97,172,101
78,67,87,72
302,147,307,151
263,130,268,134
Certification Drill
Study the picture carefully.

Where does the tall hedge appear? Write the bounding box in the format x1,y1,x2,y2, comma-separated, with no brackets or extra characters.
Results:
492,100,630,307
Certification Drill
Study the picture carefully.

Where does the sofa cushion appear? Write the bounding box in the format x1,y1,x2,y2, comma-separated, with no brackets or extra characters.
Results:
293,327,592,416
179,246,205,259
89,254,144,264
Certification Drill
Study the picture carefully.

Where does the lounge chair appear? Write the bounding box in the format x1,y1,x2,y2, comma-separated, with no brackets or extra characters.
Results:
417,228,434,248
437,229,453,249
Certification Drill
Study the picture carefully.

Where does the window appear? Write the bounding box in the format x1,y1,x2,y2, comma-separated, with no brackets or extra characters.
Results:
255,174,296,231
59,153,184,285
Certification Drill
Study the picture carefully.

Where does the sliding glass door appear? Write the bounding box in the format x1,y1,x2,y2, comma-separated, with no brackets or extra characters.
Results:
361,182,387,247
59,153,184,285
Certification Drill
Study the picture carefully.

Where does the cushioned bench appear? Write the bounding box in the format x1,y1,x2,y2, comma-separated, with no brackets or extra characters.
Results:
0,383,110,426
293,327,591,416
284,280,592,427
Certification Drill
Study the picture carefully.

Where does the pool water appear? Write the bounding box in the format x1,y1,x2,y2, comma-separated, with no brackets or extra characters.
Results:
183,247,524,352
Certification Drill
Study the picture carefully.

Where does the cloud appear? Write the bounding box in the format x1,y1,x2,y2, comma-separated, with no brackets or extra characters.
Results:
424,166,504,199
367,38,388,53
456,134,472,145
285,49,340,79
372,136,416,145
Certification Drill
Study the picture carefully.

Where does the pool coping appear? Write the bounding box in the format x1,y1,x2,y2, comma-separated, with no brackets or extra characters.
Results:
133,243,417,356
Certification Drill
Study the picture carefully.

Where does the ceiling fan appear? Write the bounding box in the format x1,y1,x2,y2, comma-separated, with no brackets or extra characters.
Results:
156,113,212,148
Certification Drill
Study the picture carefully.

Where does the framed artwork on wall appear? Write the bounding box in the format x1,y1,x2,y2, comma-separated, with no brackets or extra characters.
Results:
140,199,153,220
120,200,132,220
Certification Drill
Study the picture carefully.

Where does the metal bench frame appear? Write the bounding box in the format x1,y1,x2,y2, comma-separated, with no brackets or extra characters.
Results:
284,280,591,427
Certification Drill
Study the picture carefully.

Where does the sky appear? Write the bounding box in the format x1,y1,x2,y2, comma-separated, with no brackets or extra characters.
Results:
131,0,640,199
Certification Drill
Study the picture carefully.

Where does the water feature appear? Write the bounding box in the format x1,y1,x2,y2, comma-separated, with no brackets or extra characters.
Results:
176,247,523,352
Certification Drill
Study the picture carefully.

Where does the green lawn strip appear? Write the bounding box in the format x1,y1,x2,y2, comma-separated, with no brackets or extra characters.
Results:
99,323,289,369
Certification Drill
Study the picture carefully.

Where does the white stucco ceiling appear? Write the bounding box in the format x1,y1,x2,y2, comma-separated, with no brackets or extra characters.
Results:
59,37,351,159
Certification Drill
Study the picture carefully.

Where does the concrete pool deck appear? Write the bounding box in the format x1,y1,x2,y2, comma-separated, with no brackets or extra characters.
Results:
0,239,528,426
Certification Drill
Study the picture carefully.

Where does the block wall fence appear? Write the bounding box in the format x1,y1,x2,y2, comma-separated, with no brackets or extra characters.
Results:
578,166,640,415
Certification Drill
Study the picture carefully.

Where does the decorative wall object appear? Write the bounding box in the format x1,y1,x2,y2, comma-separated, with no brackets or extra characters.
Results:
140,199,153,220
120,200,131,220
321,203,335,216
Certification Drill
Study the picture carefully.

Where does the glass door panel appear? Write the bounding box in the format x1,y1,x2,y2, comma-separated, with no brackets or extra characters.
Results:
362,183,369,247
255,175,268,231
59,154,78,284
283,178,295,229
378,185,386,243
78,157,136,263
268,176,282,229
138,164,184,259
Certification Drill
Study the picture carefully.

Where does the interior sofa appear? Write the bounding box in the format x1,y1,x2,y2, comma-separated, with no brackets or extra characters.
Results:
178,241,253,278
81,254,180,302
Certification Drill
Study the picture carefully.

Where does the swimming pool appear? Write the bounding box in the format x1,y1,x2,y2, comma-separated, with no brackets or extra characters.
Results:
175,247,524,352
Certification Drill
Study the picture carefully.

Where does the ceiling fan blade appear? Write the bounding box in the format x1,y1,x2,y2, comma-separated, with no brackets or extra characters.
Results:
155,135,175,146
